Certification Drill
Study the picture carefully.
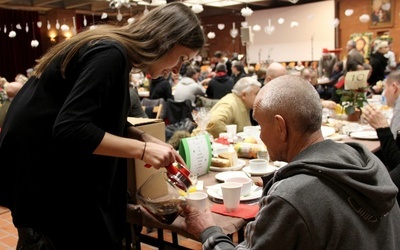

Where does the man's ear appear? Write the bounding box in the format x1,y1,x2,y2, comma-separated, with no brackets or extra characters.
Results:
274,115,288,141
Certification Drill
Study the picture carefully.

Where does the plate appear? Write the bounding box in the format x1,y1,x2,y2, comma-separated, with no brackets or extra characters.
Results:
215,171,249,182
350,131,378,140
207,183,262,201
242,165,278,176
210,159,246,172
321,126,335,138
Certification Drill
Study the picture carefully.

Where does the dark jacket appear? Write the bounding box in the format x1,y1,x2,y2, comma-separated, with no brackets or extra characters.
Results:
206,74,234,99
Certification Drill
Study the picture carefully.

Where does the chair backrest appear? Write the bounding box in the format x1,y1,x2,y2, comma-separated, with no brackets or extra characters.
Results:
165,99,193,125
195,96,219,109
142,104,163,119
141,98,167,119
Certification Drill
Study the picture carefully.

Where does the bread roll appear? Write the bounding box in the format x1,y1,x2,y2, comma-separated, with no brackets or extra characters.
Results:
211,157,231,168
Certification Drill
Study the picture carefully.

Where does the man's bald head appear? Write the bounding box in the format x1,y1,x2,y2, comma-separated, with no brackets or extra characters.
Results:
265,62,287,83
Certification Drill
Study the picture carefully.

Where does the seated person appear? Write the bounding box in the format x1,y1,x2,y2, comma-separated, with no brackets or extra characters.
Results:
174,66,205,107
206,63,234,100
183,75,400,249
300,67,336,110
362,104,400,204
193,77,261,138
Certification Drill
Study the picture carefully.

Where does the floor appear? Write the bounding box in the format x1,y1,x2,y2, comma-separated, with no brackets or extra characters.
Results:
0,206,205,250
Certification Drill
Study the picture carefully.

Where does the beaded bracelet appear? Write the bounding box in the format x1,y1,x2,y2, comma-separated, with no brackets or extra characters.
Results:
141,142,147,161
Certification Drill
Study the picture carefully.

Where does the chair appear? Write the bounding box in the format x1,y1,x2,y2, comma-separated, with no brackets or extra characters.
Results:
195,96,219,110
141,104,163,119
164,99,194,125
141,98,167,119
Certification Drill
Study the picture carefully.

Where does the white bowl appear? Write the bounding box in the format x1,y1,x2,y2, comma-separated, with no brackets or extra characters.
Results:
225,176,252,196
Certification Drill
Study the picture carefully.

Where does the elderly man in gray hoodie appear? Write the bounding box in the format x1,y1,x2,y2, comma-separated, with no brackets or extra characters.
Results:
183,75,400,250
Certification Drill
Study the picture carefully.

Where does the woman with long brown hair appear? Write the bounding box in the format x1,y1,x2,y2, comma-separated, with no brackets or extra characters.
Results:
0,2,204,249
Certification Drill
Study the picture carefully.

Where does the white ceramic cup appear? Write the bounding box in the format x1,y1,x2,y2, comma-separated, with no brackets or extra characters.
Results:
185,192,208,211
221,182,242,212
249,159,268,173
226,124,237,138
225,176,252,196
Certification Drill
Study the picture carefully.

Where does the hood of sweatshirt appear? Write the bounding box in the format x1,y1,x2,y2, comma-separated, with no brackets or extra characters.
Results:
263,140,398,218
180,76,196,85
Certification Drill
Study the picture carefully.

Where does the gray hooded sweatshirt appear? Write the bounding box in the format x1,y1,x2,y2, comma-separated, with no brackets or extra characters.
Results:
201,140,400,250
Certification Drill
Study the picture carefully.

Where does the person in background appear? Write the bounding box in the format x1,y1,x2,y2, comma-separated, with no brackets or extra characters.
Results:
362,102,400,205
128,83,148,118
149,73,173,101
264,62,287,85
246,65,257,79
231,61,246,84
318,48,337,78
256,67,267,86
385,39,396,75
194,77,261,138
300,67,336,110
206,63,234,100
250,62,287,126
213,51,232,76
26,68,33,78
345,39,365,71
174,66,205,107
368,39,389,87
0,3,204,249
14,73,28,84
0,81,23,128
183,75,400,249
365,70,400,139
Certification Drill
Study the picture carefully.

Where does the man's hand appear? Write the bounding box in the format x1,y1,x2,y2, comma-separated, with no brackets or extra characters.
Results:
181,205,216,241
361,105,389,129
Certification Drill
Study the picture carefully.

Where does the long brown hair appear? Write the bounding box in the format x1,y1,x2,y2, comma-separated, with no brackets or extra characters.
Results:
33,2,205,78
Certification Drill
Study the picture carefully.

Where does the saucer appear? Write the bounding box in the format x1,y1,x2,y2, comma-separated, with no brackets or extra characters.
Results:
210,159,246,172
242,165,278,176
207,183,262,201
215,171,249,182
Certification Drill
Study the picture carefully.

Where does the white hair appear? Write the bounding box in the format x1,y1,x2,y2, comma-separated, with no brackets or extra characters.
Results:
232,76,261,96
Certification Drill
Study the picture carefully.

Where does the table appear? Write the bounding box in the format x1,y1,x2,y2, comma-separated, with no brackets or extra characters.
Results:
126,170,253,249
340,136,380,153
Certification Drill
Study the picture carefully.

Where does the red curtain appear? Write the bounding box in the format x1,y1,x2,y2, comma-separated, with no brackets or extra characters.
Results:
0,8,43,82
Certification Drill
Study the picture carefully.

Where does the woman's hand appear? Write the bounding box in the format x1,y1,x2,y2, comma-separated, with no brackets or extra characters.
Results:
361,105,389,129
141,132,186,168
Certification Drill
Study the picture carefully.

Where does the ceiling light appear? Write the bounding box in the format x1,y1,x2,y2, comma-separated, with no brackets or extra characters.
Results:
217,23,225,30
207,32,216,39
264,19,275,35
345,9,354,16
252,24,261,32
241,7,253,17
192,4,204,13
333,18,340,28
359,14,370,23
230,22,238,38
278,18,285,24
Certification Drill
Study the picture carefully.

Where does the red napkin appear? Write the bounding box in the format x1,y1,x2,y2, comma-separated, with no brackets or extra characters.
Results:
211,204,259,219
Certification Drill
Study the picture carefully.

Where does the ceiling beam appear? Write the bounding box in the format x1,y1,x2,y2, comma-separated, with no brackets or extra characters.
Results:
33,0,61,6
90,1,111,12
63,0,101,9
